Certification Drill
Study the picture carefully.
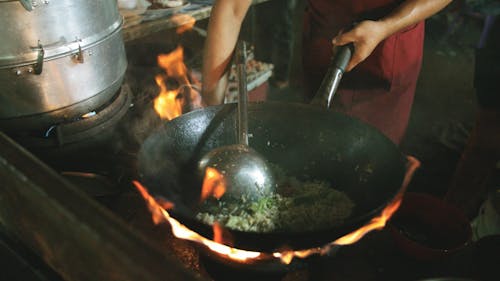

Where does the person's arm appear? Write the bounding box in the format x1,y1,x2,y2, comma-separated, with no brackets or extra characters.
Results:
333,0,452,71
201,0,252,105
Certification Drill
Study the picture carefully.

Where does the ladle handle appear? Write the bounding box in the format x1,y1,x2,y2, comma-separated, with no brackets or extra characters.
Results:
311,43,354,109
236,41,249,146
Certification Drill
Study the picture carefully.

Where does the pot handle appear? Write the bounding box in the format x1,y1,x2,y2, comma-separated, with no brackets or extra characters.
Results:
19,0,33,11
310,43,354,109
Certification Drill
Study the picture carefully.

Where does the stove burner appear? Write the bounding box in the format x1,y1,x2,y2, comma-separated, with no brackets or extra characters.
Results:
197,245,310,281
200,256,289,281
6,83,132,150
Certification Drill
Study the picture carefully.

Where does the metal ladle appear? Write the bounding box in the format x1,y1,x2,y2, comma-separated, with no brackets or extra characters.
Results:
198,41,276,200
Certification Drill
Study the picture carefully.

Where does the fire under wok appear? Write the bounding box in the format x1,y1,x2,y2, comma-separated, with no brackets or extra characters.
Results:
137,100,413,253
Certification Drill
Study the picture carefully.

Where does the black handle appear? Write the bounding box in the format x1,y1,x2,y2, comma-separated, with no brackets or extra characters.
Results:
311,43,354,109
332,43,354,73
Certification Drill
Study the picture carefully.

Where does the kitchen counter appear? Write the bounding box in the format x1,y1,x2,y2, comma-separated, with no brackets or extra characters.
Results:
122,0,274,42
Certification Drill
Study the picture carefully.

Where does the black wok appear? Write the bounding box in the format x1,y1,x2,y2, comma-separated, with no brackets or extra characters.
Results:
138,100,411,252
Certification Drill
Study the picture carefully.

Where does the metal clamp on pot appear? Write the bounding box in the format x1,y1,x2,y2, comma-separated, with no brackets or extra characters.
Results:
0,0,54,11
33,41,45,74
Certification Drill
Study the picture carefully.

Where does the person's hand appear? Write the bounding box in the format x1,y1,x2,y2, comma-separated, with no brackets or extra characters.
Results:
332,20,389,72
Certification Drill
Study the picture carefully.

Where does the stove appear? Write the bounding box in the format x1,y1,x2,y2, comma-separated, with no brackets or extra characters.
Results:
0,82,492,281
0,42,494,281
8,84,131,153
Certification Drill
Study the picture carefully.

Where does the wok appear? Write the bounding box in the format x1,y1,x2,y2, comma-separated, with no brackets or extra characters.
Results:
138,101,412,252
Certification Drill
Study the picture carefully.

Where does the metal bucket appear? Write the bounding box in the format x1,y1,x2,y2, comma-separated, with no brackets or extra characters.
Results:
0,0,127,130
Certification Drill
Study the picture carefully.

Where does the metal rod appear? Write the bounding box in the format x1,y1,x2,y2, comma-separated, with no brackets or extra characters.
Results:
236,41,249,146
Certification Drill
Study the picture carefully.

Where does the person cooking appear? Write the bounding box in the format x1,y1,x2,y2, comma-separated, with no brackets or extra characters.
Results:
201,0,452,144
445,12,500,221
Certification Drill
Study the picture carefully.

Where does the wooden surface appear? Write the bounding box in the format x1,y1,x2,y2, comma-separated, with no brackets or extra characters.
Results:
0,132,207,281
122,0,273,42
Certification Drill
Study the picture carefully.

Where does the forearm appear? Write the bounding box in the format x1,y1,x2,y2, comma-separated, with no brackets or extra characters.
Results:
378,0,452,39
201,0,252,105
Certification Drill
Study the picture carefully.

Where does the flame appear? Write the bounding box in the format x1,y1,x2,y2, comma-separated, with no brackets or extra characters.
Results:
133,156,421,265
158,46,188,80
271,195,403,264
170,14,196,34
213,222,224,244
212,222,235,247
273,156,421,264
152,16,202,120
133,180,261,261
134,179,403,264
334,195,402,245
157,197,175,210
134,180,174,225
153,46,189,120
154,77,182,120
153,44,203,119
200,167,226,202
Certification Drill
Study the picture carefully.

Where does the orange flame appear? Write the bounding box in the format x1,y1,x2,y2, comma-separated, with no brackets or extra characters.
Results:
157,197,175,211
158,46,188,80
200,167,226,202
334,195,402,245
152,15,202,120
213,222,224,244
271,195,403,264
133,156,421,265
153,46,189,120
133,180,261,261
273,156,421,264
154,78,182,120
153,45,203,119
170,14,196,34
134,180,175,225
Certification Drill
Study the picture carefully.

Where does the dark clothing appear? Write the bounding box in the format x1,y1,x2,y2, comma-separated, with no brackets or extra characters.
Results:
253,0,297,82
446,109,500,219
474,16,500,110
445,13,500,218
302,0,424,144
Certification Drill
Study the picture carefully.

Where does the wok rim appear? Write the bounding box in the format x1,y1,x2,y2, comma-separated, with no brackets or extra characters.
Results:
138,101,408,252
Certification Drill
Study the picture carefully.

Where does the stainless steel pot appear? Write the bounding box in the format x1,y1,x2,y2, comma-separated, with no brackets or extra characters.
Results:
0,0,127,130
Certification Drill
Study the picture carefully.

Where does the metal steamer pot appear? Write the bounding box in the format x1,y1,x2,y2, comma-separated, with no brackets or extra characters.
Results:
0,0,127,131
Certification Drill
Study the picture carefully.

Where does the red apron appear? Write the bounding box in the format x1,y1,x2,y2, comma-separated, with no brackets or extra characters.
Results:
302,0,425,144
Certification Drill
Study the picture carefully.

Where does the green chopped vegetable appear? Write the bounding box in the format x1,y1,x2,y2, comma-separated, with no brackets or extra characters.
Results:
195,165,355,233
